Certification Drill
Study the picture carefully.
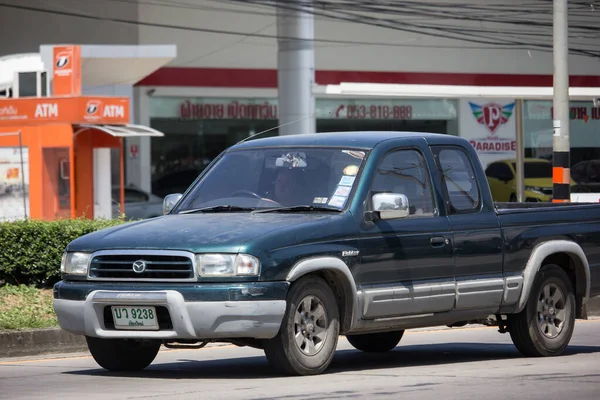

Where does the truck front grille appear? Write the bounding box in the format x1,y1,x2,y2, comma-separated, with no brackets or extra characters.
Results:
88,251,196,281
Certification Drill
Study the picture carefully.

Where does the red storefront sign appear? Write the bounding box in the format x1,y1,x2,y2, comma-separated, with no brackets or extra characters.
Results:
180,100,277,120
179,100,416,120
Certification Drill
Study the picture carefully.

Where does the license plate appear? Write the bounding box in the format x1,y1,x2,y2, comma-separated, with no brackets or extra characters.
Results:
111,306,159,330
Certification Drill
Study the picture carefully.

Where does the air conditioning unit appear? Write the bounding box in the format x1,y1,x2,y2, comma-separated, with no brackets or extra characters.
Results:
10,70,50,98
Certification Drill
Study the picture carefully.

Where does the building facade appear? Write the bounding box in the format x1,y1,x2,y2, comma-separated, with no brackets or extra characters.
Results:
2,0,600,198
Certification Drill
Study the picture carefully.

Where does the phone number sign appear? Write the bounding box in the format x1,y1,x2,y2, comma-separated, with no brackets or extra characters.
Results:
344,104,413,119
162,98,457,121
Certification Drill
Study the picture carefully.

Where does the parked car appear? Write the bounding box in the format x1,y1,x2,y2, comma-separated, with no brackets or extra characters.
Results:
484,158,570,202
570,159,600,193
54,132,600,376
111,186,163,220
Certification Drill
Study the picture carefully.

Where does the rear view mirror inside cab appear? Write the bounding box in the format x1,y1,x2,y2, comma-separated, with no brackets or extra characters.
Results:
275,152,308,168
372,193,410,220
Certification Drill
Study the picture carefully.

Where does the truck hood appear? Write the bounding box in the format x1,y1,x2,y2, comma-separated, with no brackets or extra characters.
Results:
67,212,342,254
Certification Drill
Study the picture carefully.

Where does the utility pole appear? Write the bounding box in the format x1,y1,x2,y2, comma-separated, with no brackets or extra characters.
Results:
552,0,571,203
276,0,316,135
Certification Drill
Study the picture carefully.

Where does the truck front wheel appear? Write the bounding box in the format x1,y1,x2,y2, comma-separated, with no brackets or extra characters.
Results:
508,264,576,357
346,330,405,353
263,275,340,376
86,337,161,371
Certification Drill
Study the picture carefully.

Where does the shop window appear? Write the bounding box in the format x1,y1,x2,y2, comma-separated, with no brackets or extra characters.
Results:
523,100,600,194
147,97,459,197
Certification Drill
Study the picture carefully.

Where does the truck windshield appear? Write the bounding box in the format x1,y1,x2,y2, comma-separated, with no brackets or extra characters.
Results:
174,147,368,213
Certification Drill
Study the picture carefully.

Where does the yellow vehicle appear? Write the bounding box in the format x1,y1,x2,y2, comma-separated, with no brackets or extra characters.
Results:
485,158,559,202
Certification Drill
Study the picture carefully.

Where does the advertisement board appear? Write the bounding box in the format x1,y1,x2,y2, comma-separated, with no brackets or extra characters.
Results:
459,98,517,170
0,146,29,221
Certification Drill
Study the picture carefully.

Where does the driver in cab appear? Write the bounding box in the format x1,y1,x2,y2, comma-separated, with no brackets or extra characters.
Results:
272,168,304,206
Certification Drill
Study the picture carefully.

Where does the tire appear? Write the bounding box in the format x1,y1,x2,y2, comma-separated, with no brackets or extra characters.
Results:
263,275,340,376
508,264,576,357
346,330,404,353
86,336,161,371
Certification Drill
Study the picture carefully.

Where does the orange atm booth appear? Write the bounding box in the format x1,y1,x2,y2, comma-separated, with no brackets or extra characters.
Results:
0,45,163,221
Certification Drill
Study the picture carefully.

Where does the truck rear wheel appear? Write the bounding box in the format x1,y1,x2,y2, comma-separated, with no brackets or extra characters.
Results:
86,337,161,371
346,330,405,353
508,264,576,357
263,275,340,376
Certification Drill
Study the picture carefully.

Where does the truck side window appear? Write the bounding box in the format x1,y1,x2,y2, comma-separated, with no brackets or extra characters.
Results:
370,149,435,216
436,147,480,213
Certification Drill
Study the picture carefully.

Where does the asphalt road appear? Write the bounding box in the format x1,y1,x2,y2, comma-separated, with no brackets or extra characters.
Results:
2,320,600,400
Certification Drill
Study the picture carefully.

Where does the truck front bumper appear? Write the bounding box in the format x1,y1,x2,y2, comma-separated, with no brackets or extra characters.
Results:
53,281,289,340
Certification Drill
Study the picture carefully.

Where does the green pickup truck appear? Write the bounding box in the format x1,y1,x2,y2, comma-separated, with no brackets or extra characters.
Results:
53,131,600,376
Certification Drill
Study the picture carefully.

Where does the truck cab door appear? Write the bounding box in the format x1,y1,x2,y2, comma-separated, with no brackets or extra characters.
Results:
431,145,505,312
357,147,456,320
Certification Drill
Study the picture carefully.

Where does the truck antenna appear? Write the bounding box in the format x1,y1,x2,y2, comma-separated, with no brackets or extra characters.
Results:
236,116,313,144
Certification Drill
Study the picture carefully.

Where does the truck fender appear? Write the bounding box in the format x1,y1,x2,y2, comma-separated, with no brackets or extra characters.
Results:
286,256,359,333
516,240,591,314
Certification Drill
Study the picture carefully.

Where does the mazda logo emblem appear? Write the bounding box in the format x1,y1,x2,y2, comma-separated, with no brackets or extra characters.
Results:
132,260,146,273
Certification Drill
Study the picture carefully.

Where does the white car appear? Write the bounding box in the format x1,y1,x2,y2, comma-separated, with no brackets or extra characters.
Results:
111,186,164,220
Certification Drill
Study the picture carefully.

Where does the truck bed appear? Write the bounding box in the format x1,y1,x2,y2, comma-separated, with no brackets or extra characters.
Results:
494,201,600,299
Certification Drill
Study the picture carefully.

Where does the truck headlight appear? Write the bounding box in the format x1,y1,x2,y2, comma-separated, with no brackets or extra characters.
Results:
196,254,260,277
60,252,91,275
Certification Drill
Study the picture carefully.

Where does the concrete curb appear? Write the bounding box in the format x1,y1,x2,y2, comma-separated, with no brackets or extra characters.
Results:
0,328,88,358
2,299,600,359
587,296,600,317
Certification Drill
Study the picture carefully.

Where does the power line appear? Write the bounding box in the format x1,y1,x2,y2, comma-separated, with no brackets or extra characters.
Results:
0,1,540,51
228,0,600,57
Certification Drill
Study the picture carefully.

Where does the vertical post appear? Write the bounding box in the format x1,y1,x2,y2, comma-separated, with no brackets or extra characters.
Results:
515,99,525,202
276,0,316,135
17,131,27,219
119,138,125,219
552,0,571,203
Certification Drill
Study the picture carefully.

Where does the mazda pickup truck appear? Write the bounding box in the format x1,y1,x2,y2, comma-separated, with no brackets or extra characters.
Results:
53,131,600,376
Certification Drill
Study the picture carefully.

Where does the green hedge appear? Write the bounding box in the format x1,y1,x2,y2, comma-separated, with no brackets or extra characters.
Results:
0,218,126,288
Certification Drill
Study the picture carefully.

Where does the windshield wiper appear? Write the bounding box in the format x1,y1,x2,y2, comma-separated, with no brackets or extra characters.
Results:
179,205,256,214
253,205,342,214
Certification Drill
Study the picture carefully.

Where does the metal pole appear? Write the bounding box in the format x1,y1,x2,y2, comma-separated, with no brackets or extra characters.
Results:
515,99,525,202
276,0,316,135
18,130,27,219
552,0,571,203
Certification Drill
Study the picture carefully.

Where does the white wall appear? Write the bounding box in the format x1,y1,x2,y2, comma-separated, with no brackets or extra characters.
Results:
3,0,598,77
137,0,600,76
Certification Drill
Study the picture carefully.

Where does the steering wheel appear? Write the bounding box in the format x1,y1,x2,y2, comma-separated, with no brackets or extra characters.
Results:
230,190,263,199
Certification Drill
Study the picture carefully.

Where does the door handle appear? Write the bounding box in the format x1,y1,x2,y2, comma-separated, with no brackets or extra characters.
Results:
430,236,447,247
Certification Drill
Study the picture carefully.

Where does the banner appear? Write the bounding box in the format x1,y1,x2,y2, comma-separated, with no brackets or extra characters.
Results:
0,146,29,221
459,98,517,169
52,45,82,96
151,97,458,121
0,96,130,126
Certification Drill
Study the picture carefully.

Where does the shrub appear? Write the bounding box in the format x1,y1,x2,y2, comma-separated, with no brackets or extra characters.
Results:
0,218,125,288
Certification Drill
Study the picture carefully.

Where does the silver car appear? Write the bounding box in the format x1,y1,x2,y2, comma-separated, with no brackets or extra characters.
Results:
111,186,164,220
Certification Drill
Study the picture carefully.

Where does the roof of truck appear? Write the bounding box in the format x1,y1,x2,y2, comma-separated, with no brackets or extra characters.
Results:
230,131,467,150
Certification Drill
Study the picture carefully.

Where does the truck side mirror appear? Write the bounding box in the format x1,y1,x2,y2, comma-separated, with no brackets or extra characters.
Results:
163,193,183,215
372,193,410,220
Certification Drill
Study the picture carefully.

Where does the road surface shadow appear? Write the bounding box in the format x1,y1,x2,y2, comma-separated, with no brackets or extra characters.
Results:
63,342,600,380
